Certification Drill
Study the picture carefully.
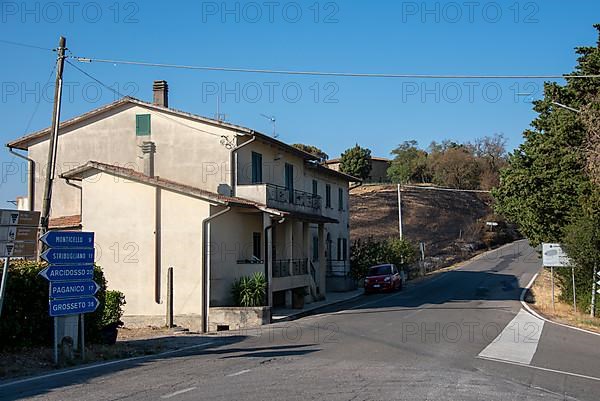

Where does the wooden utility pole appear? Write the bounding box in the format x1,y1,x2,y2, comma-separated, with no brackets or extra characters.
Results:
40,36,67,234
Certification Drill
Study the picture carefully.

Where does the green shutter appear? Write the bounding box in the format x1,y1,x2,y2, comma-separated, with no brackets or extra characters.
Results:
136,114,151,136
252,152,262,183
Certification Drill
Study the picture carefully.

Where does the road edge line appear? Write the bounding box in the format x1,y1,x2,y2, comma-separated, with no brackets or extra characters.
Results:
0,340,215,389
520,271,600,338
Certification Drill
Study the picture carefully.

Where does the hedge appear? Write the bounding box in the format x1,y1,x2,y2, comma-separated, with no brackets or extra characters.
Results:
0,260,121,350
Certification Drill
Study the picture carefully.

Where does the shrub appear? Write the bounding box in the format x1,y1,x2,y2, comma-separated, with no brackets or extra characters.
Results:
231,272,266,307
350,237,417,280
0,260,122,349
101,290,126,328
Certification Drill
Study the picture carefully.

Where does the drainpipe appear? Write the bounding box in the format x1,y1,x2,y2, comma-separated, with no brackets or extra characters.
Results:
230,134,257,196
202,206,231,333
7,146,35,211
64,178,82,217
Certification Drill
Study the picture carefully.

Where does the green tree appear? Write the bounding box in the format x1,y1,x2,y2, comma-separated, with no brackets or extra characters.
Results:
387,140,430,184
340,144,372,180
493,26,600,245
292,143,329,163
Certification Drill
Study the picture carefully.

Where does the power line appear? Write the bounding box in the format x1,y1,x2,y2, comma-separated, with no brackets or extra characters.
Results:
74,56,600,80
66,59,127,98
0,39,54,52
66,60,232,139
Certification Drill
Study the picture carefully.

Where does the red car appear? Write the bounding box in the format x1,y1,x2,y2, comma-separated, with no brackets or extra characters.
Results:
364,264,405,294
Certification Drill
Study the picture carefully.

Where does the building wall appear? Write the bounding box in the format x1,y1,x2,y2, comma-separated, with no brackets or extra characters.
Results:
27,103,235,218
80,170,210,321
209,207,264,306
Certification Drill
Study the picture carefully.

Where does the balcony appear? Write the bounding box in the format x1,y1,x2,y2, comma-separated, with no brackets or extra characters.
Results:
236,183,322,214
271,258,311,292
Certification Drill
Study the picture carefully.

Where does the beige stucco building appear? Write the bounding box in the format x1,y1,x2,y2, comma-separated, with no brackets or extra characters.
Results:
323,157,391,184
7,81,357,332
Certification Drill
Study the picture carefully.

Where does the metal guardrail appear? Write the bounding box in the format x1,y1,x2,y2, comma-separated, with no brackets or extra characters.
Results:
273,259,309,278
266,184,322,211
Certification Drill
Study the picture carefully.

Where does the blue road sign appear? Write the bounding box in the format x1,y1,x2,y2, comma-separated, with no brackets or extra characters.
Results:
49,296,99,317
39,265,94,281
49,280,100,299
41,248,95,265
40,231,94,249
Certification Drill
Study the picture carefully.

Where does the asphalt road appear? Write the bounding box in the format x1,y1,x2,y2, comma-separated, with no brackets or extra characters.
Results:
3,240,600,400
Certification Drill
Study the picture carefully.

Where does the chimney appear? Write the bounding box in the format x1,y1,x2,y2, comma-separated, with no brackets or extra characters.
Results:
153,80,168,107
141,141,156,177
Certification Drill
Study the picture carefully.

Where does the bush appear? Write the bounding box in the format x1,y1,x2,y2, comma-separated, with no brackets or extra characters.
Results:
231,272,266,307
350,237,417,280
0,260,123,349
101,290,126,328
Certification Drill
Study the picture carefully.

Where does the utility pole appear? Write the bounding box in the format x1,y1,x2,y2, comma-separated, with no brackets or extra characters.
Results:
40,36,67,234
397,184,403,239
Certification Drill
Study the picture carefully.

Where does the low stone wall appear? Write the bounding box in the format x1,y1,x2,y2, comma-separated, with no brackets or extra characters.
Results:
123,314,202,333
327,276,357,292
208,307,271,332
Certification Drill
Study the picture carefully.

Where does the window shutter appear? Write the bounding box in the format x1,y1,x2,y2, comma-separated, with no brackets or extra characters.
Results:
136,114,151,136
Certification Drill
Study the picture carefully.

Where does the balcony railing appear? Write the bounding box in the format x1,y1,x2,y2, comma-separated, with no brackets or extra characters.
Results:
326,259,350,277
266,184,321,211
273,259,309,278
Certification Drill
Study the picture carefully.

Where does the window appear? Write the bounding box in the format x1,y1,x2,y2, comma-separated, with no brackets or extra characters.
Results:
136,114,151,136
285,163,294,203
251,152,263,184
337,238,347,261
312,179,318,196
325,184,331,208
338,188,344,211
252,232,261,260
312,236,319,261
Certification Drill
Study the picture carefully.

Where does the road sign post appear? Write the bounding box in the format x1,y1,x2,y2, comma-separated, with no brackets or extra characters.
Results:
0,209,40,318
38,231,96,364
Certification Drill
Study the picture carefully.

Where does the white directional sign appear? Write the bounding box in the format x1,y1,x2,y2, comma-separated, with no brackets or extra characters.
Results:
542,243,572,267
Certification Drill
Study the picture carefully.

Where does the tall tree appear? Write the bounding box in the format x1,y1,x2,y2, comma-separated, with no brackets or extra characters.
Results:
291,143,329,163
340,144,372,180
493,25,600,247
428,146,481,189
387,140,430,184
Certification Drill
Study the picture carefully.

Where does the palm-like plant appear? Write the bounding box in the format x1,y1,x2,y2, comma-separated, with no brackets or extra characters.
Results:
231,272,266,307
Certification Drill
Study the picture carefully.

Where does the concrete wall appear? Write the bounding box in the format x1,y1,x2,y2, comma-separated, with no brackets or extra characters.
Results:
80,170,210,325
209,307,271,331
27,103,235,218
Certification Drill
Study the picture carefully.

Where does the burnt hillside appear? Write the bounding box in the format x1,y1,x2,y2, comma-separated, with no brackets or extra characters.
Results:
350,185,498,258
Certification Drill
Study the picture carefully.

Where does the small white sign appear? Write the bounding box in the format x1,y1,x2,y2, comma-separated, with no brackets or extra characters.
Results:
542,243,572,267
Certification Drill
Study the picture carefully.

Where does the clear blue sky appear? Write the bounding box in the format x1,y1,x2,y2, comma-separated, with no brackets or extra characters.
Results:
1,1,599,203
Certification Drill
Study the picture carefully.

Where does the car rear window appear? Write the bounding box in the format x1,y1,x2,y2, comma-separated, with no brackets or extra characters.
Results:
368,265,392,276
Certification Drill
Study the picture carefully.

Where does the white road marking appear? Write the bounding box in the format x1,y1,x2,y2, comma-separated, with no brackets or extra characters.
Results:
0,341,215,389
478,309,544,365
478,355,600,383
226,369,251,377
161,386,197,399
520,272,600,338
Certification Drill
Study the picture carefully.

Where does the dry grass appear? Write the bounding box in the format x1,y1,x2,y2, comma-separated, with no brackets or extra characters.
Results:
0,326,196,381
529,268,600,333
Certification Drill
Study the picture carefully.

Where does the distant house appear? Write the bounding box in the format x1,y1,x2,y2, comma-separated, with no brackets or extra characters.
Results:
323,156,391,184
7,81,357,332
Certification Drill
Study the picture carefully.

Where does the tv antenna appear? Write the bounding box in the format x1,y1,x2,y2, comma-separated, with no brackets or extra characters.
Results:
260,114,278,138
215,95,227,122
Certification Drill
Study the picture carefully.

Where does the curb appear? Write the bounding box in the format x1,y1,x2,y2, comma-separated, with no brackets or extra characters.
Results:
520,271,600,338
271,292,364,323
